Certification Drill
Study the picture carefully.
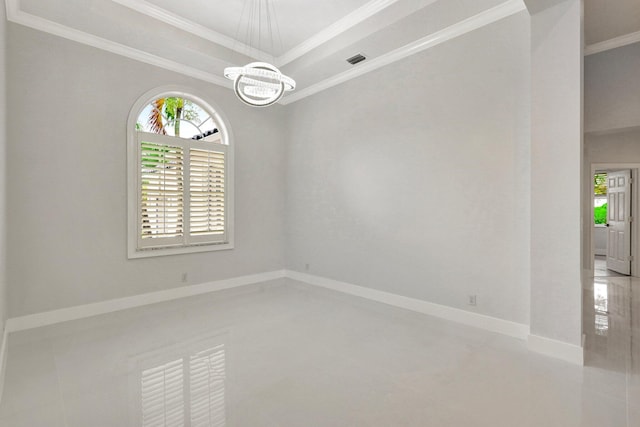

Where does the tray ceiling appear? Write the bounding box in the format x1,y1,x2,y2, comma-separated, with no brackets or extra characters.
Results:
138,0,373,56
7,0,640,103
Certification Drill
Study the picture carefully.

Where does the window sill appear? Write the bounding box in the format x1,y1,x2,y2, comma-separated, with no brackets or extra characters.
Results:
594,224,607,228
128,241,234,259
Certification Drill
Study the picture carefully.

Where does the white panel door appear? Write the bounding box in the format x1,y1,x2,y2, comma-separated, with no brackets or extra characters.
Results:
606,170,631,275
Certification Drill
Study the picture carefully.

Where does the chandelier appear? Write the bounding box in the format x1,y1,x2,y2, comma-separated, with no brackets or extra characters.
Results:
223,1,296,107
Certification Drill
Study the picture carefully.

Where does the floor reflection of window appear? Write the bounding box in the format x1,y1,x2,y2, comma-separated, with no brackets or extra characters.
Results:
594,283,608,313
139,344,226,427
190,344,226,427
595,314,609,336
141,358,185,427
594,282,609,336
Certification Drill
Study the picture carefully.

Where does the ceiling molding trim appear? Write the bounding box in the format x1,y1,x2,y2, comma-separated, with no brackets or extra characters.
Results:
281,0,526,105
5,0,17,21
108,0,400,67
110,0,272,62
276,0,400,66
584,125,640,137
8,0,526,106
584,30,640,56
6,0,232,89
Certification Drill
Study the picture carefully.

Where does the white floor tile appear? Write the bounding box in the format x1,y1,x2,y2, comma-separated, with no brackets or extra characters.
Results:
0,403,66,427
0,339,60,418
0,277,637,426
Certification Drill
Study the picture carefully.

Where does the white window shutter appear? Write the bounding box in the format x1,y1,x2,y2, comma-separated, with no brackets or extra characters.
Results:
139,140,185,247
188,148,226,243
134,128,230,254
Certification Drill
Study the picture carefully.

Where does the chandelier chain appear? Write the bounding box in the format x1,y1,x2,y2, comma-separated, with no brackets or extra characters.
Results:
223,0,296,107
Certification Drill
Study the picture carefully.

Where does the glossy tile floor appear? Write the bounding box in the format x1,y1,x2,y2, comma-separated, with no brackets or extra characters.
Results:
583,274,640,425
0,277,638,426
594,255,628,277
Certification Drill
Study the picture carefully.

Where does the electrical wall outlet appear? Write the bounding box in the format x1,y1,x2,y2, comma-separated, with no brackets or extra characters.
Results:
181,273,188,283
468,295,477,306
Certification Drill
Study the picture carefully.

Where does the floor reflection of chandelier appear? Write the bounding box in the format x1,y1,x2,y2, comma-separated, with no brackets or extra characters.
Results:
223,0,296,107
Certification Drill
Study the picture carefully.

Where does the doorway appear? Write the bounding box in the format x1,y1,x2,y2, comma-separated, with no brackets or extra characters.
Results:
590,164,640,278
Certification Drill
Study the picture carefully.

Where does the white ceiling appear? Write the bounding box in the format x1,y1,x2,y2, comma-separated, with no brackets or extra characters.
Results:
141,0,372,56
584,0,640,46
7,0,640,103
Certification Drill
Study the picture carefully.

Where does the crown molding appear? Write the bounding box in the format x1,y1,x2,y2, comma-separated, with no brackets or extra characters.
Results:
7,0,526,105
281,0,527,105
584,30,640,56
6,0,231,89
584,125,640,137
276,0,399,66
110,0,273,62
109,0,400,66
4,0,16,20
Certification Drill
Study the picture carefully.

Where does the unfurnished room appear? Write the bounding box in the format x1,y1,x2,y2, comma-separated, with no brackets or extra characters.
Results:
0,0,638,426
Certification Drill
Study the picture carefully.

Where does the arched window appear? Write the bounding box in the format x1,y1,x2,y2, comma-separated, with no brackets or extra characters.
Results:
127,87,233,258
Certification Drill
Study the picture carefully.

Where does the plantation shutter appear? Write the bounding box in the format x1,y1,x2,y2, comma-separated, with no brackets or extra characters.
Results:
189,344,226,427
188,147,226,244
139,137,185,248
141,358,185,427
136,131,228,251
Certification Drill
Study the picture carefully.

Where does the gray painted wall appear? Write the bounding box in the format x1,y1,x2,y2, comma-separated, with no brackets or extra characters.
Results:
0,0,7,332
585,43,640,134
6,24,287,317
594,226,606,256
285,12,531,324
585,130,640,164
529,0,583,346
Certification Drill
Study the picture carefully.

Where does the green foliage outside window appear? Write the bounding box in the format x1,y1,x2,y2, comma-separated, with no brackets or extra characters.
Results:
594,173,607,225
594,203,607,225
149,97,198,137
594,173,607,195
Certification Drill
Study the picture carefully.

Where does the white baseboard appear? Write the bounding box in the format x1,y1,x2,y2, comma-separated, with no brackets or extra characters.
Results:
1,269,583,368
285,270,530,340
6,270,286,333
527,334,584,365
0,325,8,404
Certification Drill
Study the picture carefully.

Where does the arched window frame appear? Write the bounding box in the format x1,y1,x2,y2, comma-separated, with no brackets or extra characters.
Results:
127,86,234,258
